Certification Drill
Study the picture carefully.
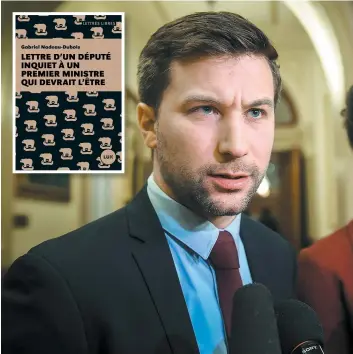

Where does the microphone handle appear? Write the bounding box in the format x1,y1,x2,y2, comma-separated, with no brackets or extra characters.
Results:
291,341,324,354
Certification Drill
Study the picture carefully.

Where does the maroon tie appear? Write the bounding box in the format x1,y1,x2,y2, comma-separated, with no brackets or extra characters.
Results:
209,231,243,336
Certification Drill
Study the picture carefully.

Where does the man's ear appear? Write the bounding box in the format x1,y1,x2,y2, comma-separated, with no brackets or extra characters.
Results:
137,103,157,149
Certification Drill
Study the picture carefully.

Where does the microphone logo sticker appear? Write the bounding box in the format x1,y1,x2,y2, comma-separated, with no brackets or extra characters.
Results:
298,344,323,354
302,346,317,353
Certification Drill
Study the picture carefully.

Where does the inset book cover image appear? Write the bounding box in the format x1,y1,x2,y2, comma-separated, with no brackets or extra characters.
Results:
13,12,125,173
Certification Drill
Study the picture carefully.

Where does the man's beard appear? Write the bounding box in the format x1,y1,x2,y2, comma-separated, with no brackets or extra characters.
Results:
155,129,265,218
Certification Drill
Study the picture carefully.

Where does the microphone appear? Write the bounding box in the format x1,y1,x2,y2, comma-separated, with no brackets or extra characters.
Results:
229,283,282,354
275,299,324,354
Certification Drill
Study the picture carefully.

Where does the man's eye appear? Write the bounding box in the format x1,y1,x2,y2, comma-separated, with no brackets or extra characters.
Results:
248,108,266,119
190,106,218,115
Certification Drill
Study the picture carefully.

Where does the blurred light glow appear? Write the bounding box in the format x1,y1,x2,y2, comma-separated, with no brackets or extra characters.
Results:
257,175,271,198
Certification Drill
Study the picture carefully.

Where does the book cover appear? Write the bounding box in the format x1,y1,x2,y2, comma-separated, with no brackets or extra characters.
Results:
13,12,124,173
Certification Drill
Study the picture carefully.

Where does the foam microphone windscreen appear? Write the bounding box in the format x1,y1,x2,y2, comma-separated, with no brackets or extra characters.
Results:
275,299,324,354
229,283,282,354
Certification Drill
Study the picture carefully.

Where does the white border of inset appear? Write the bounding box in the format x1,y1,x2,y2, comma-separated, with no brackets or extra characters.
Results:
12,12,125,174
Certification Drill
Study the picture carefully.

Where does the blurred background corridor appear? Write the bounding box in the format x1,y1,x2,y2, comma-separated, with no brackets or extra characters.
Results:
1,1,353,268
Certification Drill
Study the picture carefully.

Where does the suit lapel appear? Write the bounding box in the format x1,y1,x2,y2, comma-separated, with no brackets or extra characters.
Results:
240,215,274,291
126,186,199,354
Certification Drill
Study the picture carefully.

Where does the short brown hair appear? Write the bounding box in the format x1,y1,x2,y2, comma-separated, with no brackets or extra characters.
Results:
137,11,282,114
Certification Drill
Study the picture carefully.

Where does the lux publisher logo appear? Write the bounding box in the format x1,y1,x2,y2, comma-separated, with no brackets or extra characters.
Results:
302,345,318,353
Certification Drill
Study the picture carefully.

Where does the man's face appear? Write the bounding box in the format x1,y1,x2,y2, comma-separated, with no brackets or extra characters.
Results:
145,55,275,221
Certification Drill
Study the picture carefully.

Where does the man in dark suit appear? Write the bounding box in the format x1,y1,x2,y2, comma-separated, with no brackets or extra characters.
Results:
297,86,353,354
2,12,297,354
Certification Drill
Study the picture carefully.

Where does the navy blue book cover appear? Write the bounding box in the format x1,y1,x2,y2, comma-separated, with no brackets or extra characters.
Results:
14,12,124,173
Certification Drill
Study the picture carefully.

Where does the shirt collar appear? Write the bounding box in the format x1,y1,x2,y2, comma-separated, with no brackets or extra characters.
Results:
147,174,242,260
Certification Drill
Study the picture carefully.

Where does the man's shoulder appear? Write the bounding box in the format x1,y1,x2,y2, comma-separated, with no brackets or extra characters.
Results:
29,206,128,263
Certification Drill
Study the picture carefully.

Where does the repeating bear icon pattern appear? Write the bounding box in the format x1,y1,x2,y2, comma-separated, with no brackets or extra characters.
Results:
16,91,123,171
15,14,122,39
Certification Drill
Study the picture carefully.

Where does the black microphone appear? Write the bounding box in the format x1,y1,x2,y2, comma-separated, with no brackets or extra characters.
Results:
229,283,282,354
275,299,324,354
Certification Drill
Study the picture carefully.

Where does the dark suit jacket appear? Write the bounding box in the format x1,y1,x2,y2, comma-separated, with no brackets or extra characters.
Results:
297,220,353,354
2,186,297,354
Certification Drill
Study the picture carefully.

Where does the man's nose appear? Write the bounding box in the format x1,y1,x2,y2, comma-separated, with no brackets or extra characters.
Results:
218,117,248,159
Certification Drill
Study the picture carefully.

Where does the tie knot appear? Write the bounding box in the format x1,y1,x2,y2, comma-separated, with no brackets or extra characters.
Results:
209,231,240,269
